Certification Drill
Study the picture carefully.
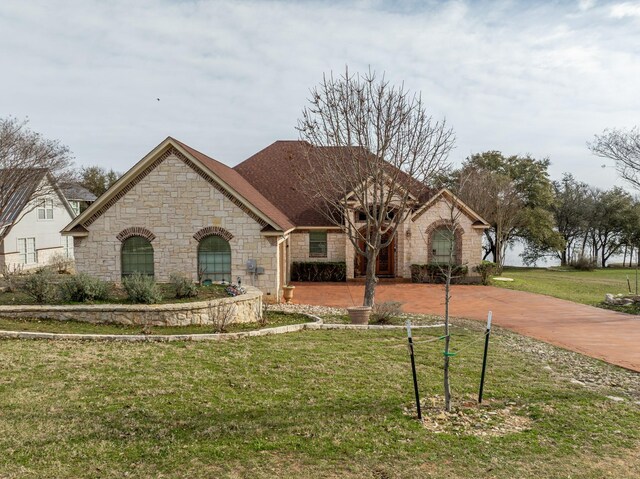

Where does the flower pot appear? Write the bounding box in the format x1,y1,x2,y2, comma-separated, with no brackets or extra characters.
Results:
282,285,295,304
347,306,372,325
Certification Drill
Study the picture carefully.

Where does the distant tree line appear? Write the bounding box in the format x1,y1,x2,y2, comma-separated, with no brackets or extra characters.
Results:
442,151,640,268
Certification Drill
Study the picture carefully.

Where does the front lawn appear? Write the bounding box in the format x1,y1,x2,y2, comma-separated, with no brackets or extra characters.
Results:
493,267,633,306
1,318,638,478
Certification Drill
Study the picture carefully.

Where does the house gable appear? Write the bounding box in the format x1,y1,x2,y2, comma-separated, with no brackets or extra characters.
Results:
411,188,490,228
62,138,292,237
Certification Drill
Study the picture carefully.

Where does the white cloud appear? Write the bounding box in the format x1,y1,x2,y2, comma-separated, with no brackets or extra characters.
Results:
610,2,640,18
0,0,637,189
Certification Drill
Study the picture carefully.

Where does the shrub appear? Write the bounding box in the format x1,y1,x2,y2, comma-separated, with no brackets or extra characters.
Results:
291,262,346,282
23,268,58,304
122,273,162,304
371,301,403,324
571,256,596,271
208,301,236,333
59,273,110,302
410,263,468,284
474,261,499,285
170,273,198,299
1,264,24,293
49,252,73,274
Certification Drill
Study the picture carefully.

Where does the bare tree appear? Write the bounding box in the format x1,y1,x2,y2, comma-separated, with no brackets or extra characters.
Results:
208,301,237,333
590,127,640,190
297,69,454,306
0,117,73,225
417,187,467,412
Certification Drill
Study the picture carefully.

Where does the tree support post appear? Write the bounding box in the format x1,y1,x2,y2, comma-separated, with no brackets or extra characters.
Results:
406,320,422,420
478,311,492,404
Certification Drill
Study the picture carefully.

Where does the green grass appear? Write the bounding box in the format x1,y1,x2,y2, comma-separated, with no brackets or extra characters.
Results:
0,283,228,306
0,312,310,335
0,321,638,478
493,267,635,306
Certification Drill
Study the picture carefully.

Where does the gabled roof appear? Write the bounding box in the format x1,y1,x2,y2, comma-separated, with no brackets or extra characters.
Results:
411,188,491,228
62,137,294,236
0,169,75,239
61,184,97,203
234,141,435,227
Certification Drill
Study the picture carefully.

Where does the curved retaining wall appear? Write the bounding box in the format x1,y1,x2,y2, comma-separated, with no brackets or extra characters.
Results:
0,286,263,326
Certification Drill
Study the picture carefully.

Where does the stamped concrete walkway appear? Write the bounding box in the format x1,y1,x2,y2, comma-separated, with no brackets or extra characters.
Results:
291,282,640,372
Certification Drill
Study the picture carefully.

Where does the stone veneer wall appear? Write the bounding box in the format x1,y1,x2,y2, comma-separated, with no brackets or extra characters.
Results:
288,231,346,263
408,198,484,276
74,154,280,294
0,286,262,327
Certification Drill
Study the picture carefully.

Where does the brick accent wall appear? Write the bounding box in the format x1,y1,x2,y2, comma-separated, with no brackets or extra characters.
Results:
74,154,280,294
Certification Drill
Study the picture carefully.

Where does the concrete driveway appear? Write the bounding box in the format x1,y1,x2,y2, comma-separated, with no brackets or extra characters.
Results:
291,282,640,372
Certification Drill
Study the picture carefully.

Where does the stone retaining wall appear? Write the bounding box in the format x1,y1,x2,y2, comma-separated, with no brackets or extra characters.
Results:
0,286,262,327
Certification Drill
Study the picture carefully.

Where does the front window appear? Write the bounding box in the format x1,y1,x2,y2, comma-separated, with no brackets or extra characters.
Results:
309,231,327,258
121,236,154,277
18,237,37,264
432,228,455,264
37,198,54,220
62,236,74,259
198,235,231,282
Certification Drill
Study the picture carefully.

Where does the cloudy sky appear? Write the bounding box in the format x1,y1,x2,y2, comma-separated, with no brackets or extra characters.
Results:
1,0,639,188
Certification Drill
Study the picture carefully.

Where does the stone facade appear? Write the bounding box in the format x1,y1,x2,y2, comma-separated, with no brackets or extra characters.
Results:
288,230,346,262
408,198,484,276
0,286,263,327
74,154,281,295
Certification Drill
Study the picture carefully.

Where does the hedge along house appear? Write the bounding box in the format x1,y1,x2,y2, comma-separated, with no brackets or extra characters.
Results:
62,137,489,299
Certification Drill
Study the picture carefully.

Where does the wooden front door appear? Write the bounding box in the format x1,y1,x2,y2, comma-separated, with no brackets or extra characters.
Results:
357,235,395,277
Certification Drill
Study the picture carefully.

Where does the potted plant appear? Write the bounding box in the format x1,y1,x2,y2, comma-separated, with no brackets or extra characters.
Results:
347,306,372,324
282,284,295,303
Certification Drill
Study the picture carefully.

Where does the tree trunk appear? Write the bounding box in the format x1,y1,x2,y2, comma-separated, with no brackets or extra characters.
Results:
443,268,452,412
623,245,628,267
363,248,378,307
495,223,502,267
561,249,567,267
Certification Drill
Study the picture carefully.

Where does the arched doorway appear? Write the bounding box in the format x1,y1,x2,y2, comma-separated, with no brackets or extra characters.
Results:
356,232,395,277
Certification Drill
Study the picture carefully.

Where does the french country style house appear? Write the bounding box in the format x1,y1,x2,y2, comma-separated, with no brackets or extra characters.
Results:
62,137,489,299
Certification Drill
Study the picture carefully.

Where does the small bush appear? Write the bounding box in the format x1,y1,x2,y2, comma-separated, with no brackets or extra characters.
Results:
291,262,346,282
23,268,58,304
571,256,596,271
371,301,403,324
208,301,236,333
122,273,162,304
60,273,110,302
474,261,499,285
49,253,73,274
170,273,198,299
1,264,24,293
410,264,468,284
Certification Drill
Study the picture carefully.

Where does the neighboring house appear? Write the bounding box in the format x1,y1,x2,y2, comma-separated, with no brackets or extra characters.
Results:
61,184,97,216
0,170,76,271
62,137,490,299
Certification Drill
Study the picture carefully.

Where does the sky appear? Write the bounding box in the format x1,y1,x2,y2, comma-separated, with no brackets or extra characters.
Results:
1,0,639,189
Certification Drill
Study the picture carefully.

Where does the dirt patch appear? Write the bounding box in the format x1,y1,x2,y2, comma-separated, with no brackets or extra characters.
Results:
405,395,533,437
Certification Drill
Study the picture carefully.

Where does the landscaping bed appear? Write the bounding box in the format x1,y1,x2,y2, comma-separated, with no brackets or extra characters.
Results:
0,311,310,336
0,313,638,478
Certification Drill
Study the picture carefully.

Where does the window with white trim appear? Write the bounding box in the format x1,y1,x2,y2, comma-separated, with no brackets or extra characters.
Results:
37,198,54,220
18,238,37,264
62,236,74,258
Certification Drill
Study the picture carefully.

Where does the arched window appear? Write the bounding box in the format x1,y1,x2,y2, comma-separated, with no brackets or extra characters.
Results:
121,236,154,277
198,235,231,282
432,228,456,264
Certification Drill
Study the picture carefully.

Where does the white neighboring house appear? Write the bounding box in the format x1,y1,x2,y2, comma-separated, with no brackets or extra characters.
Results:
0,170,77,271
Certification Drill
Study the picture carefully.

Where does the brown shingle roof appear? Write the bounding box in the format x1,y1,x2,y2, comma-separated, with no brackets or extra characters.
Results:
234,141,435,227
172,139,294,231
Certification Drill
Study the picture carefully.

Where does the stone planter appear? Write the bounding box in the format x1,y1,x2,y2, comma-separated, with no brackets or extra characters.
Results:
347,306,372,325
282,285,295,304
